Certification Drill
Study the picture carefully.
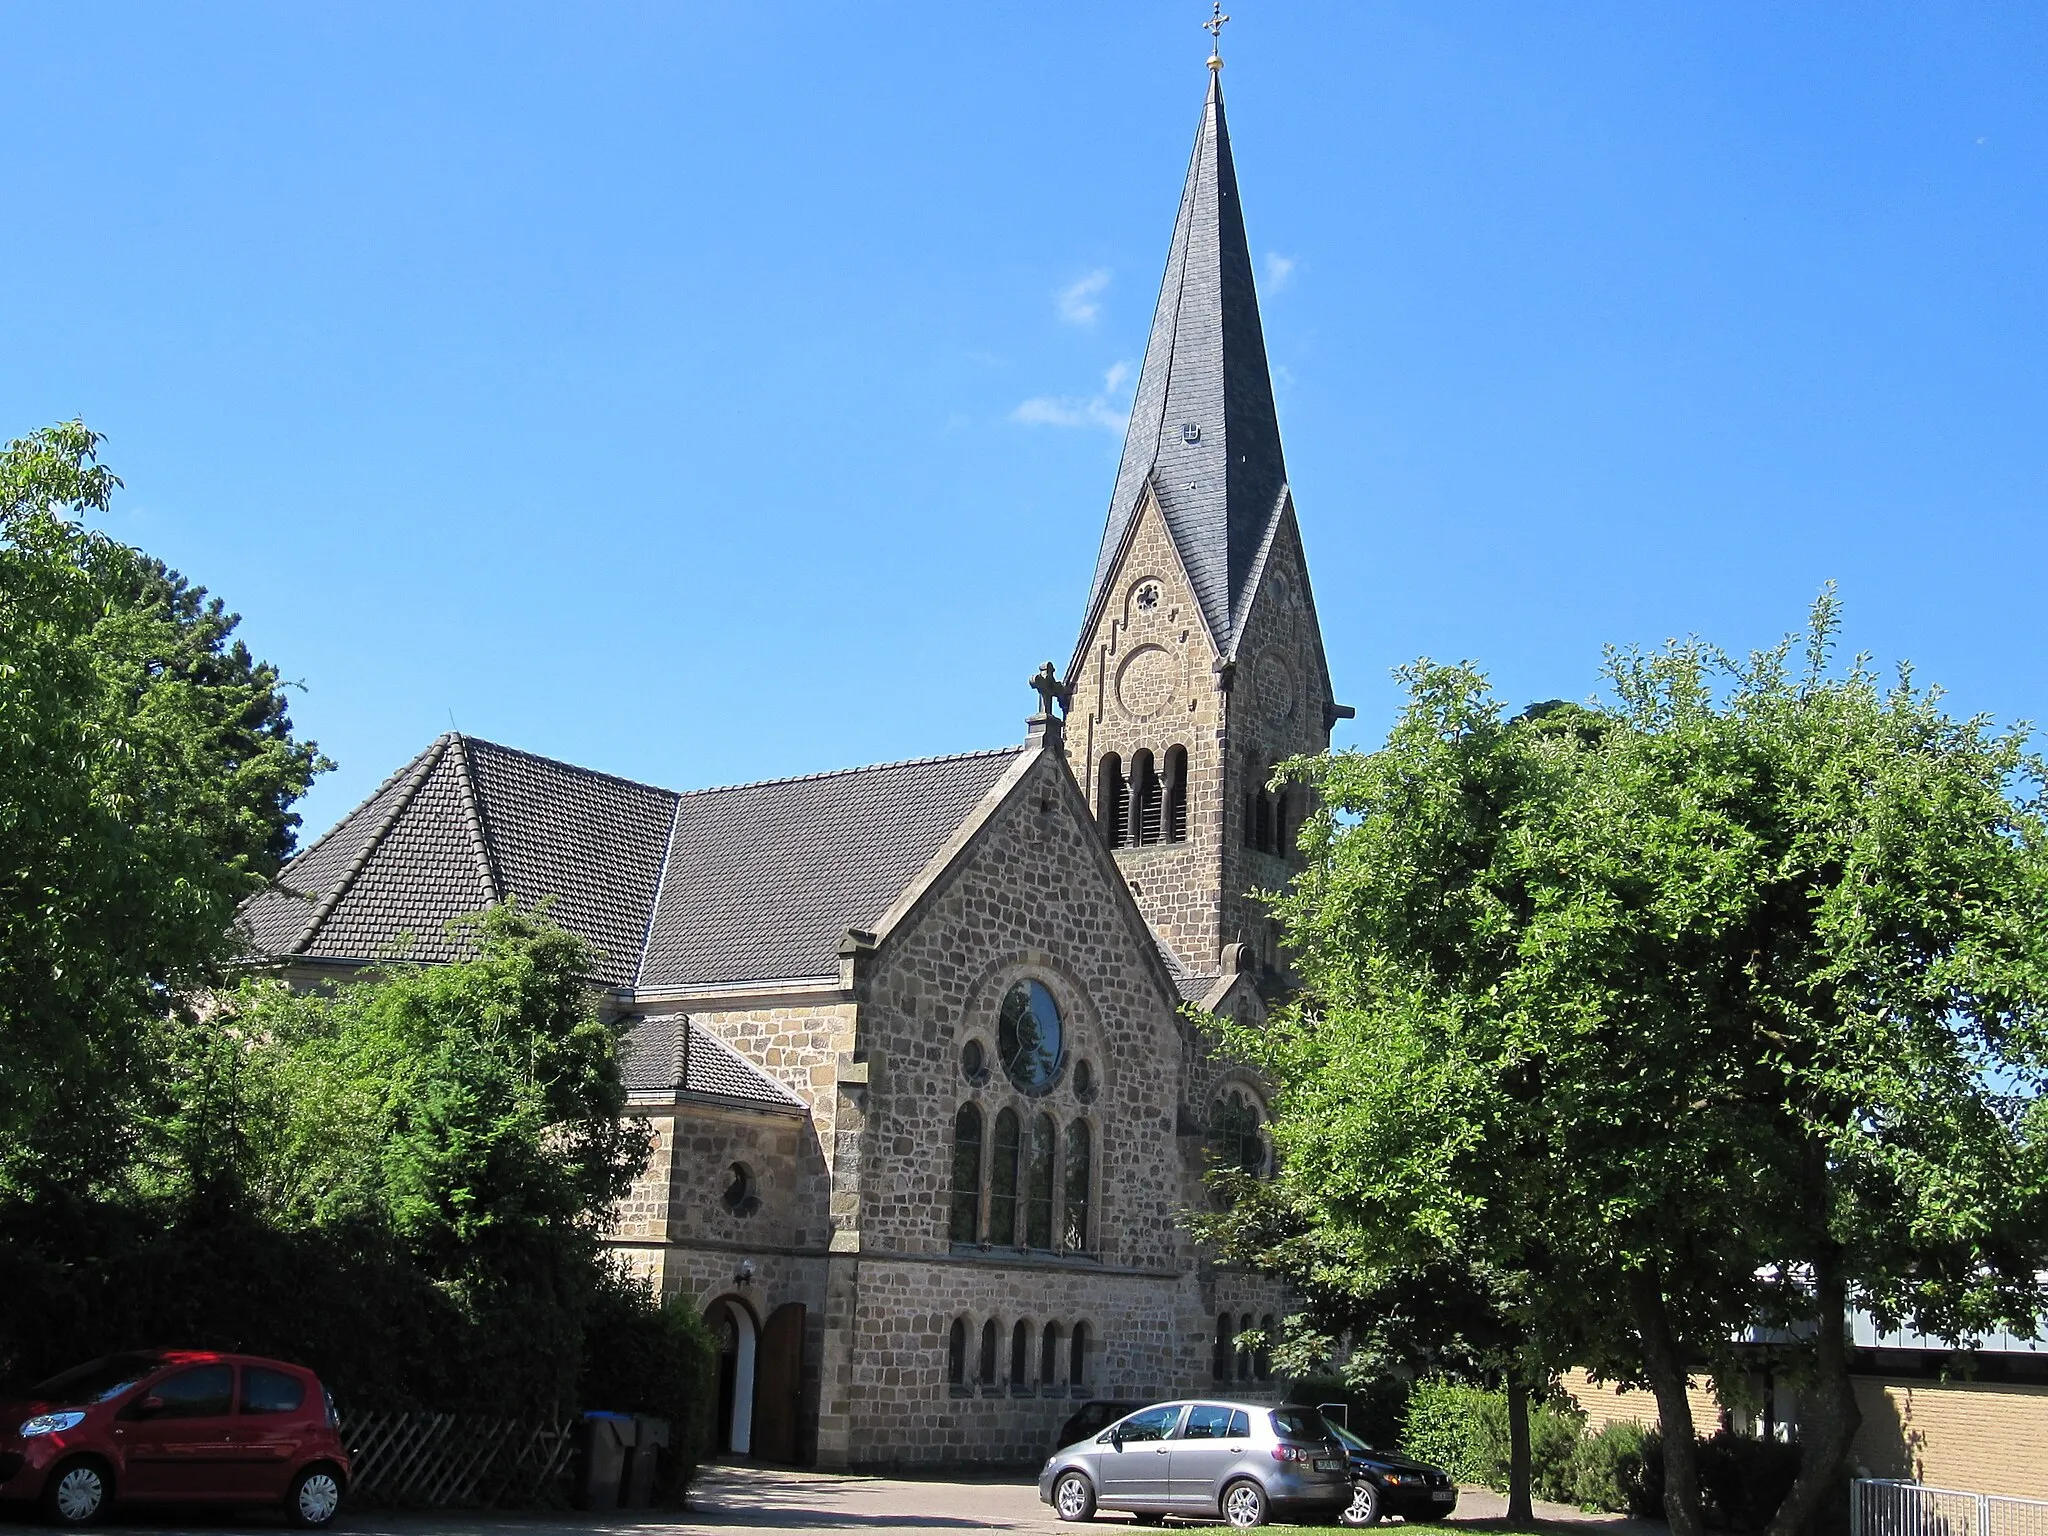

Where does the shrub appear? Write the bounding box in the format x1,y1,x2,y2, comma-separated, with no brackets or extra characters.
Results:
1400,1379,1508,1484
1566,1420,1654,1514
1629,1429,1824,1532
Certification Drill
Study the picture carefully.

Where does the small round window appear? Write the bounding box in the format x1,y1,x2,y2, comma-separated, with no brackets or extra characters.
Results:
961,1039,989,1084
1073,1059,1098,1103
722,1163,761,1218
997,980,1064,1093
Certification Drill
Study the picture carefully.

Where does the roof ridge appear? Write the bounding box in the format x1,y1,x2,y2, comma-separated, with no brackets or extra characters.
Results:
456,733,686,803
447,735,503,905
288,735,451,955
673,744,1023,800
632,794,686,989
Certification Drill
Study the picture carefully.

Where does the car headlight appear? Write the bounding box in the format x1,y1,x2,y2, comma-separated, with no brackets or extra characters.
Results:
20,1412,85,1437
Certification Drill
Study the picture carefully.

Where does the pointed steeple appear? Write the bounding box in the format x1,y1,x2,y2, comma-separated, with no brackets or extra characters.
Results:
1082,68,1288,660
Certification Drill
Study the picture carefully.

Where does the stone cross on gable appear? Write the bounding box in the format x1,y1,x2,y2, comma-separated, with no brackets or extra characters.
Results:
1026,662,1070,755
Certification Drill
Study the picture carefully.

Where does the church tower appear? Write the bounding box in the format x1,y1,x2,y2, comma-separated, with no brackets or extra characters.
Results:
1064,59,1348,988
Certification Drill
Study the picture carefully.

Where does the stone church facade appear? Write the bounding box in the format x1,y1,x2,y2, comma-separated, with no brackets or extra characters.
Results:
240,64,1347,1468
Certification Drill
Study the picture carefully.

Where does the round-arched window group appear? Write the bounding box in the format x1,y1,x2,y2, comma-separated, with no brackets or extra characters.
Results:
948,1315,1092,1397
1209,1087,1269,1179
950,979,1095,1253
1213,1312,1278,1384
1098,747,1189,848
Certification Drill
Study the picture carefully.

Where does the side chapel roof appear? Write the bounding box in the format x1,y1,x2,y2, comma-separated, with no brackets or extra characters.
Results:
240,734,1021,988
1083,69,1291,662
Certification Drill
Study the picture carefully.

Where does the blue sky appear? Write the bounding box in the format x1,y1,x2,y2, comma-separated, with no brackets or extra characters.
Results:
5,3,2046,843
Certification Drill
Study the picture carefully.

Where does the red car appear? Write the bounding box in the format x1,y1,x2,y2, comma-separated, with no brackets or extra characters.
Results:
0,1349,350,1527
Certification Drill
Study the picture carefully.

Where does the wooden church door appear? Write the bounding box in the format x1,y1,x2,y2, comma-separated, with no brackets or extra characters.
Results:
750,1302,805,1463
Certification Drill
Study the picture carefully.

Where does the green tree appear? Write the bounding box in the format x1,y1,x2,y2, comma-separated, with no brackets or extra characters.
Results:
1234,596,2048,1536
0,422,326,1196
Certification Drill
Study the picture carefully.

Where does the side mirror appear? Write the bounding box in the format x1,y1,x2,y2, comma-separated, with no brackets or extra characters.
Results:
1110,1428,1124,1451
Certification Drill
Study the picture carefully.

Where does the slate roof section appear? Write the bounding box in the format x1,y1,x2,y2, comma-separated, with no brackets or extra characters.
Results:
1084,70,1289,662
240,736,1022,991
636,748,1023,989
619,1014,806,1110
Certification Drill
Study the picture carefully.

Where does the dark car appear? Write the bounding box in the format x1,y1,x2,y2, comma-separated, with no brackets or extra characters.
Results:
1054,1400,1145,1454
0,1350,351,1528
1324,1417,1458,1527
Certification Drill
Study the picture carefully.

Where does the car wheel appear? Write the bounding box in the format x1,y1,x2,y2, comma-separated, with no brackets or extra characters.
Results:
40,1458,111,1527
1222,1478,1269,1529
1054,1471,1097,1522
287,1465,346,1529
1340,1478,1383,1527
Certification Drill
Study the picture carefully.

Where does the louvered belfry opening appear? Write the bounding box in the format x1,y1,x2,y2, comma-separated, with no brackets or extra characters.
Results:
1098,753,1129,848
1130,750,1161,845
1163,745,1188,843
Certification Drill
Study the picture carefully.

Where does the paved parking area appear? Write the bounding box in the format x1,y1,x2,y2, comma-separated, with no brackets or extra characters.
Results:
28,1462,1658,1536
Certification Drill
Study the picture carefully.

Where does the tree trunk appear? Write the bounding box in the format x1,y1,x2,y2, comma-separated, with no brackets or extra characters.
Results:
1629,1263,1705,1536
1506,1374,1534,1524
1763,1249,1862,1536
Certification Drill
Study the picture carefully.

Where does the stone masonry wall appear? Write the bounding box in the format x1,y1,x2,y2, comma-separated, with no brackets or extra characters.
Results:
1070,493,1228,972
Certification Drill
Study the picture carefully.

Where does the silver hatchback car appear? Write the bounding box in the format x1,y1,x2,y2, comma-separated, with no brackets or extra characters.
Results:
1038,1400,1352,1528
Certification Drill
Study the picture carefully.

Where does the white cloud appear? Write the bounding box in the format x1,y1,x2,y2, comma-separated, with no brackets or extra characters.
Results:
1010,359,1135,434
1057,268,1112,326
1265,252,1297,290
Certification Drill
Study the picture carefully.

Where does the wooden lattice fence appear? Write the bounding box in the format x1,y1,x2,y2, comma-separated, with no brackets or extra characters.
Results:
339,1411,578,1508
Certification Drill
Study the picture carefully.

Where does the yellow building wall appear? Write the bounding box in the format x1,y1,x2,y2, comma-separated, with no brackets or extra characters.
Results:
1851,1378,2048,1501
1559,1366,1721,1435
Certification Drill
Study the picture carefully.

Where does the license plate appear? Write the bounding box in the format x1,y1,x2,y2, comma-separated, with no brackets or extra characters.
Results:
1432,1490,1455,1502
1314,1458,1343,1472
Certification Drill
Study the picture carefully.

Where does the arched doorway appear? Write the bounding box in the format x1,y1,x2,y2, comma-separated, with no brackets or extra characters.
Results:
706,1296,757,1456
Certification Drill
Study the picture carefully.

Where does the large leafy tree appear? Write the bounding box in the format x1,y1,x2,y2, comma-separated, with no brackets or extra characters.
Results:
1234,597,2048,1536
0,421,327,1196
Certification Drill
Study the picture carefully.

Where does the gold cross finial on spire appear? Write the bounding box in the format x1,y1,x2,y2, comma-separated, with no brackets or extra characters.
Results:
1204,1,1230,71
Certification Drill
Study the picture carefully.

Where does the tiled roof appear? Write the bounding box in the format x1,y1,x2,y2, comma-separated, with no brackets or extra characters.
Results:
619,1014,806,1110
240,735,1020,990
637,749,1021,988
1083,71,1289,662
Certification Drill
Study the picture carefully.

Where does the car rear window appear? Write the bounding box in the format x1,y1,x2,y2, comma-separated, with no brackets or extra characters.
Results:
31,1353,160,1405
1270,1407,1328,1441
240,1367,305,1415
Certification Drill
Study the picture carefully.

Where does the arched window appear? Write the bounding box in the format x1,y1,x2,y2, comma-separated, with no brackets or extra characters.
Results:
1041,1322,1063,1389
1062,1119,1092,1252
1025,1114,1056,1249
949,1103,983,1243
1213,1314,1234,1383
1163,745,1188,843
979,1319,999,1386
947,1318,967,1386
1256,1313,1276,1380
1237,1313,1255,1380
990,1109,1021,1246
1211,1089,1267,1179
1130,749,1161,845
1242,789,1256,847
1254,787,1273,853
1098,755,1128,848
1070,1322,1090,1388
1011,1319,1031,1388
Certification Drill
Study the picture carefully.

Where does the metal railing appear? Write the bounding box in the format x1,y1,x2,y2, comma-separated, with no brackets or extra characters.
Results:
1854,1480,2048,1536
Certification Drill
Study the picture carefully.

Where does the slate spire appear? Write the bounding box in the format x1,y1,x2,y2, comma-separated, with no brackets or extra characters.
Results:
1083,67,1289,659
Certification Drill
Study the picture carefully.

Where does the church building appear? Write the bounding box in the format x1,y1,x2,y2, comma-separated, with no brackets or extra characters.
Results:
240,58,1348,1469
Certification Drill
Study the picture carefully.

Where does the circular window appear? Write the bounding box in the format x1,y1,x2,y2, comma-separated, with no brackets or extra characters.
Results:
961,1039,989,1085
1073,1059,1098,1104
722,1163,761,1218
997,980,1065,1094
